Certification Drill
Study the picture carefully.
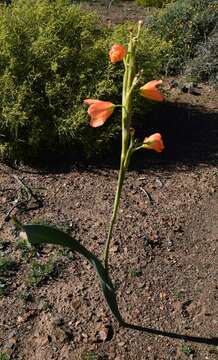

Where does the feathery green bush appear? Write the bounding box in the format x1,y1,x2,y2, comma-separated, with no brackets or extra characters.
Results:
135,0,173,8
185,30,218,87
0,0,171,163
149,0,218,73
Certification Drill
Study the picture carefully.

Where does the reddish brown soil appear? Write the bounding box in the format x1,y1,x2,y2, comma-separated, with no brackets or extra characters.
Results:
82,0,151,25
0,3,218,360
0,160,218,360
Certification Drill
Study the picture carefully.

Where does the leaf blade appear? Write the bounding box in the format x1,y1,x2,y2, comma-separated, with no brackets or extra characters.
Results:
23,224,125,325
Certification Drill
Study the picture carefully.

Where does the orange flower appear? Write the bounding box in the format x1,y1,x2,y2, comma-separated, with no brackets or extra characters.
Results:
109,44,127,63
140,80,164,102
84,99,115,128
143,133,164,153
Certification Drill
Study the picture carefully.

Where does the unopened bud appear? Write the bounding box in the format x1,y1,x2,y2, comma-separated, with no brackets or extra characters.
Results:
129,128,135,136
138,20,143,26
19,231,28,241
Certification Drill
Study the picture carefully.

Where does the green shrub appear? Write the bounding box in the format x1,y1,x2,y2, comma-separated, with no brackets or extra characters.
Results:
0,0,171,163
136,0,173,8
149,0,218,72
185,31,218,87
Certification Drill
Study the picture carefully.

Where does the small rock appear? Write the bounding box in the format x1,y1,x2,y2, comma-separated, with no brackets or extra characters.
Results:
159,292,167,301
6,329,17,339
72,300,81,310
111,245,119,254
17,310,36,324
155,177,163,188
172,301,183,313
95,323,113,343
3,336,16,350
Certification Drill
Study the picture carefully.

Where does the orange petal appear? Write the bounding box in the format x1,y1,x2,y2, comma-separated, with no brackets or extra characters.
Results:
140,80,164,102
143,80,163,90
143,133,164,153
84,99,100,105
84,99,115,128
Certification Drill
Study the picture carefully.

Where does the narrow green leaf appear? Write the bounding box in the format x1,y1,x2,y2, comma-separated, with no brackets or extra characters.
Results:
23,224,125,325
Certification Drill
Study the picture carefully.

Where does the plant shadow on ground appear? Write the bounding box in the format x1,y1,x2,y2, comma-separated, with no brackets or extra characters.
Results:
32,101,218,173
132,101,218,168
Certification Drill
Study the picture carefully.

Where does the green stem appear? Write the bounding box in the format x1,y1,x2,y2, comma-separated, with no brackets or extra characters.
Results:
103,63,129,272
103,158,126,271
103,30,137,272
103,130,134,272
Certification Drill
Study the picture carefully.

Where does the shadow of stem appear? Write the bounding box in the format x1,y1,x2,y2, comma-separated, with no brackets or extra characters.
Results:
122,322,218,345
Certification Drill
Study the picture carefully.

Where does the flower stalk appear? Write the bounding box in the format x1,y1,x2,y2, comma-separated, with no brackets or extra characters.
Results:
103,26,140,272
84,20,165,274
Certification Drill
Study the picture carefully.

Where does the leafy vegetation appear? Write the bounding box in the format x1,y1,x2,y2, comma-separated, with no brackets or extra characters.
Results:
81,352,98,360
0,255,17,297
27,259,57,287
0,0,216,164
0,255,16,275
149,0,218,72
0,0,170,163
136,0,173,8
180,344,195,357
185,30,218,87
0,353,11,360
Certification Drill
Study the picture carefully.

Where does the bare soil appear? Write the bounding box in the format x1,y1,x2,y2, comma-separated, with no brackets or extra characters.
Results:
0,81,218,359
0,3,218,359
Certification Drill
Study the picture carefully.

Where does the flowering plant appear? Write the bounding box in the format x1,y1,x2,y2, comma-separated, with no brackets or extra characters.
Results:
17,22,165,331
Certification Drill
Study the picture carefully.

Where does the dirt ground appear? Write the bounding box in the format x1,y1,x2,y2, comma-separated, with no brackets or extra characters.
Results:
0,2,218,360
0,80,218,359
82,0,151,25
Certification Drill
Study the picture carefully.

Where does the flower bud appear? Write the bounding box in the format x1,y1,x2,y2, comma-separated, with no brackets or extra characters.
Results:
109,44,127,63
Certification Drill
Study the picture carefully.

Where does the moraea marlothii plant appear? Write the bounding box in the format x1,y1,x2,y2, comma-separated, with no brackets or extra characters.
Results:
84,21,165,271
18,21,166,332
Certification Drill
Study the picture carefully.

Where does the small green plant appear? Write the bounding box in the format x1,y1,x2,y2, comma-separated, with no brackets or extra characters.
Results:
129,268,142,278
0,255,17,297
0,353,10,360
175,290,186,300
81,352,98,360
0,239,9,253
19,290,33,302
0,255,16,275
0,278,7,297
180,343,195,356
27,259,56,287
57,247,76,260
16,238,35,258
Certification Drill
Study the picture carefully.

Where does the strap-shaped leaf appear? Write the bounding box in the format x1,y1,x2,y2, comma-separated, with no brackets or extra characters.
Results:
23,224,125,325
17,225,218,344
